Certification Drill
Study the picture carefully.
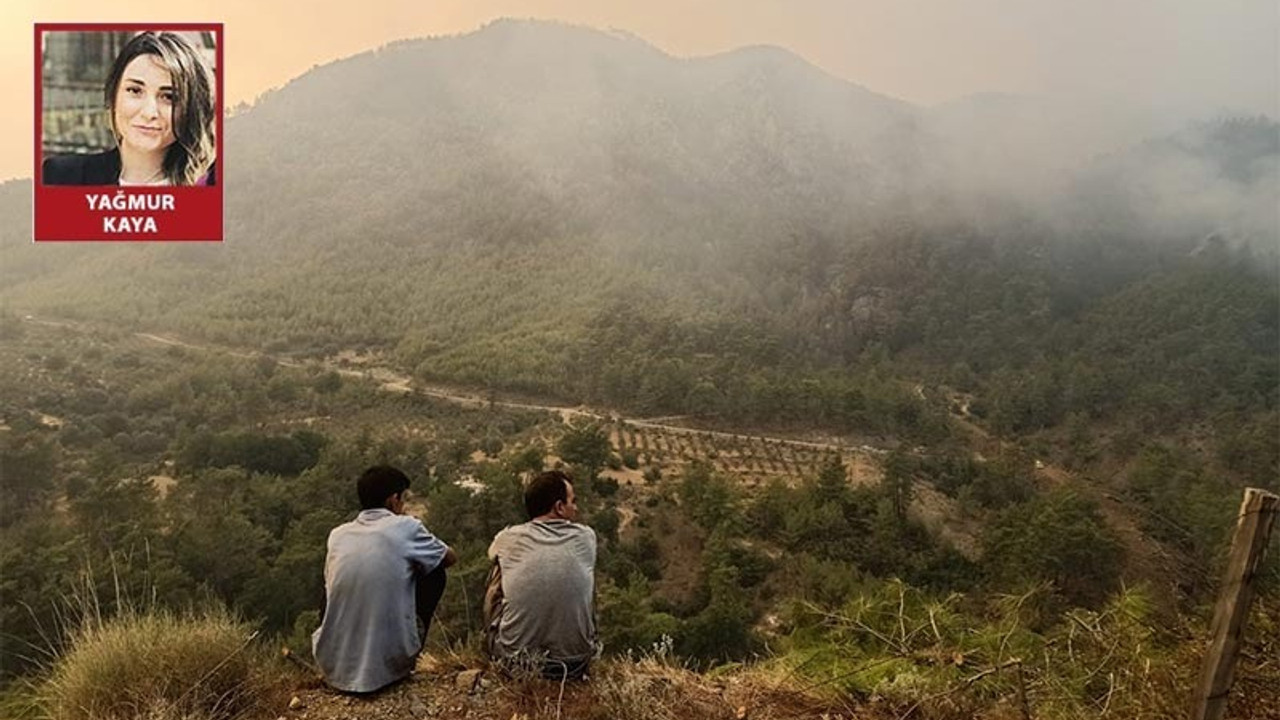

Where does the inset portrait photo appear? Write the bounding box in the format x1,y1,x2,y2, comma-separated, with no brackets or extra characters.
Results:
35,24,223,241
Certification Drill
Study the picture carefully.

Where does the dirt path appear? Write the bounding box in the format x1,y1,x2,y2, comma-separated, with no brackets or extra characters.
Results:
23,315,876,457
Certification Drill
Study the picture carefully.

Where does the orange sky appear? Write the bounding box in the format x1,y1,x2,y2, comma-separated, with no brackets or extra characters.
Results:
3,0,1276,181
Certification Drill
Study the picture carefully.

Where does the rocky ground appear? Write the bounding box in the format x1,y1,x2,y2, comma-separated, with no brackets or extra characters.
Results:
271,652,864,720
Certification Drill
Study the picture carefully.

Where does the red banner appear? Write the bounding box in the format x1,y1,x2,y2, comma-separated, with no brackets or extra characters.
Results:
35,186,223,242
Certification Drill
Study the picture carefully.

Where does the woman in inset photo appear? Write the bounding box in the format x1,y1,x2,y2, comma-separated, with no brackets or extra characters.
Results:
43,31,216,186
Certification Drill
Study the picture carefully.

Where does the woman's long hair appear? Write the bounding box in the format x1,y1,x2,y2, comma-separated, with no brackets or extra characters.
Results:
104,32,216,185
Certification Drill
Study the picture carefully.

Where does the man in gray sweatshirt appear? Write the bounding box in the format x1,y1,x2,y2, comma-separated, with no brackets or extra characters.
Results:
485,469,598,679
313,465,457,693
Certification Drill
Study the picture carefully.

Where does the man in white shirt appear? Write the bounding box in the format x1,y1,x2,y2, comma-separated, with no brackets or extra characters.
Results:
313,465,458,693
486,470,598,680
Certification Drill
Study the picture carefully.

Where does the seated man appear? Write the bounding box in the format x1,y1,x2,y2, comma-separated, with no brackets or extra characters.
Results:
486,470,598,679
313,465,457,693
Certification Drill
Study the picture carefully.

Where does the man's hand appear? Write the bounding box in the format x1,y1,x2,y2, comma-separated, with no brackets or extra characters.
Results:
441,546,459,569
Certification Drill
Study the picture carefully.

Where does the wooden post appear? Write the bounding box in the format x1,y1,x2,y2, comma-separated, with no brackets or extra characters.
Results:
1191,487,1279,720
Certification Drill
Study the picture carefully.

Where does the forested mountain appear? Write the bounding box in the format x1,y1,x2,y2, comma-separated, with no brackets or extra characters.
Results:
1,18,1276,447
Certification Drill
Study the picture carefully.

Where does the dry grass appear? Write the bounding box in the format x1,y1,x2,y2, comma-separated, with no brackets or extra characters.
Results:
586,656,735,720
289,646,881,720
481,654,738,720
490,655,869,720
41,605,290,720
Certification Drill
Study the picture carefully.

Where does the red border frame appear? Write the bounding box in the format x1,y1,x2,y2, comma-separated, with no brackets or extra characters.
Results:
33,23,224,242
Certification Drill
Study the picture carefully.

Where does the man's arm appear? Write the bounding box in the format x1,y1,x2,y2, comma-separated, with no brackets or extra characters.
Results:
590,530,599,644
407,519,453,573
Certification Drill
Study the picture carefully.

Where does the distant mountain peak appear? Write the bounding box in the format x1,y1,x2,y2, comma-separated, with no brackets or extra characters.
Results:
463,16,668,57
713,43,810,66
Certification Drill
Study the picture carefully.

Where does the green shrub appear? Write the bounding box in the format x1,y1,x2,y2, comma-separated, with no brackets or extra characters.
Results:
621,450,639,469
981,489,1123,609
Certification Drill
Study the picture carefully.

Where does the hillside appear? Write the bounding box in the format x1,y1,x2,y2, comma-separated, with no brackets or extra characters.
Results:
1,17,1278,719
2,25,1275,415
2,307,1277,719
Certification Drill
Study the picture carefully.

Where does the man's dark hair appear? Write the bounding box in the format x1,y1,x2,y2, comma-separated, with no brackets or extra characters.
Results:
357,465,411,510
525,470,572,519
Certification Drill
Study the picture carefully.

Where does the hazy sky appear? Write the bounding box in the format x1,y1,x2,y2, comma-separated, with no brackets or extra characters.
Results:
3,0,1276,182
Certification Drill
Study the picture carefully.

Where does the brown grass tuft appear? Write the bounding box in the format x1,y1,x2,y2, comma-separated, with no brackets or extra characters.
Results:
42,605,290,720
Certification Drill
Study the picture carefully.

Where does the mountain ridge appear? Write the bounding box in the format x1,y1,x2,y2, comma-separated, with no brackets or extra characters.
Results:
2,20,1275,441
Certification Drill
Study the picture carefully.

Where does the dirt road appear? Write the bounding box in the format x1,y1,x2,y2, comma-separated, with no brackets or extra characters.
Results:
23,315,864,455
